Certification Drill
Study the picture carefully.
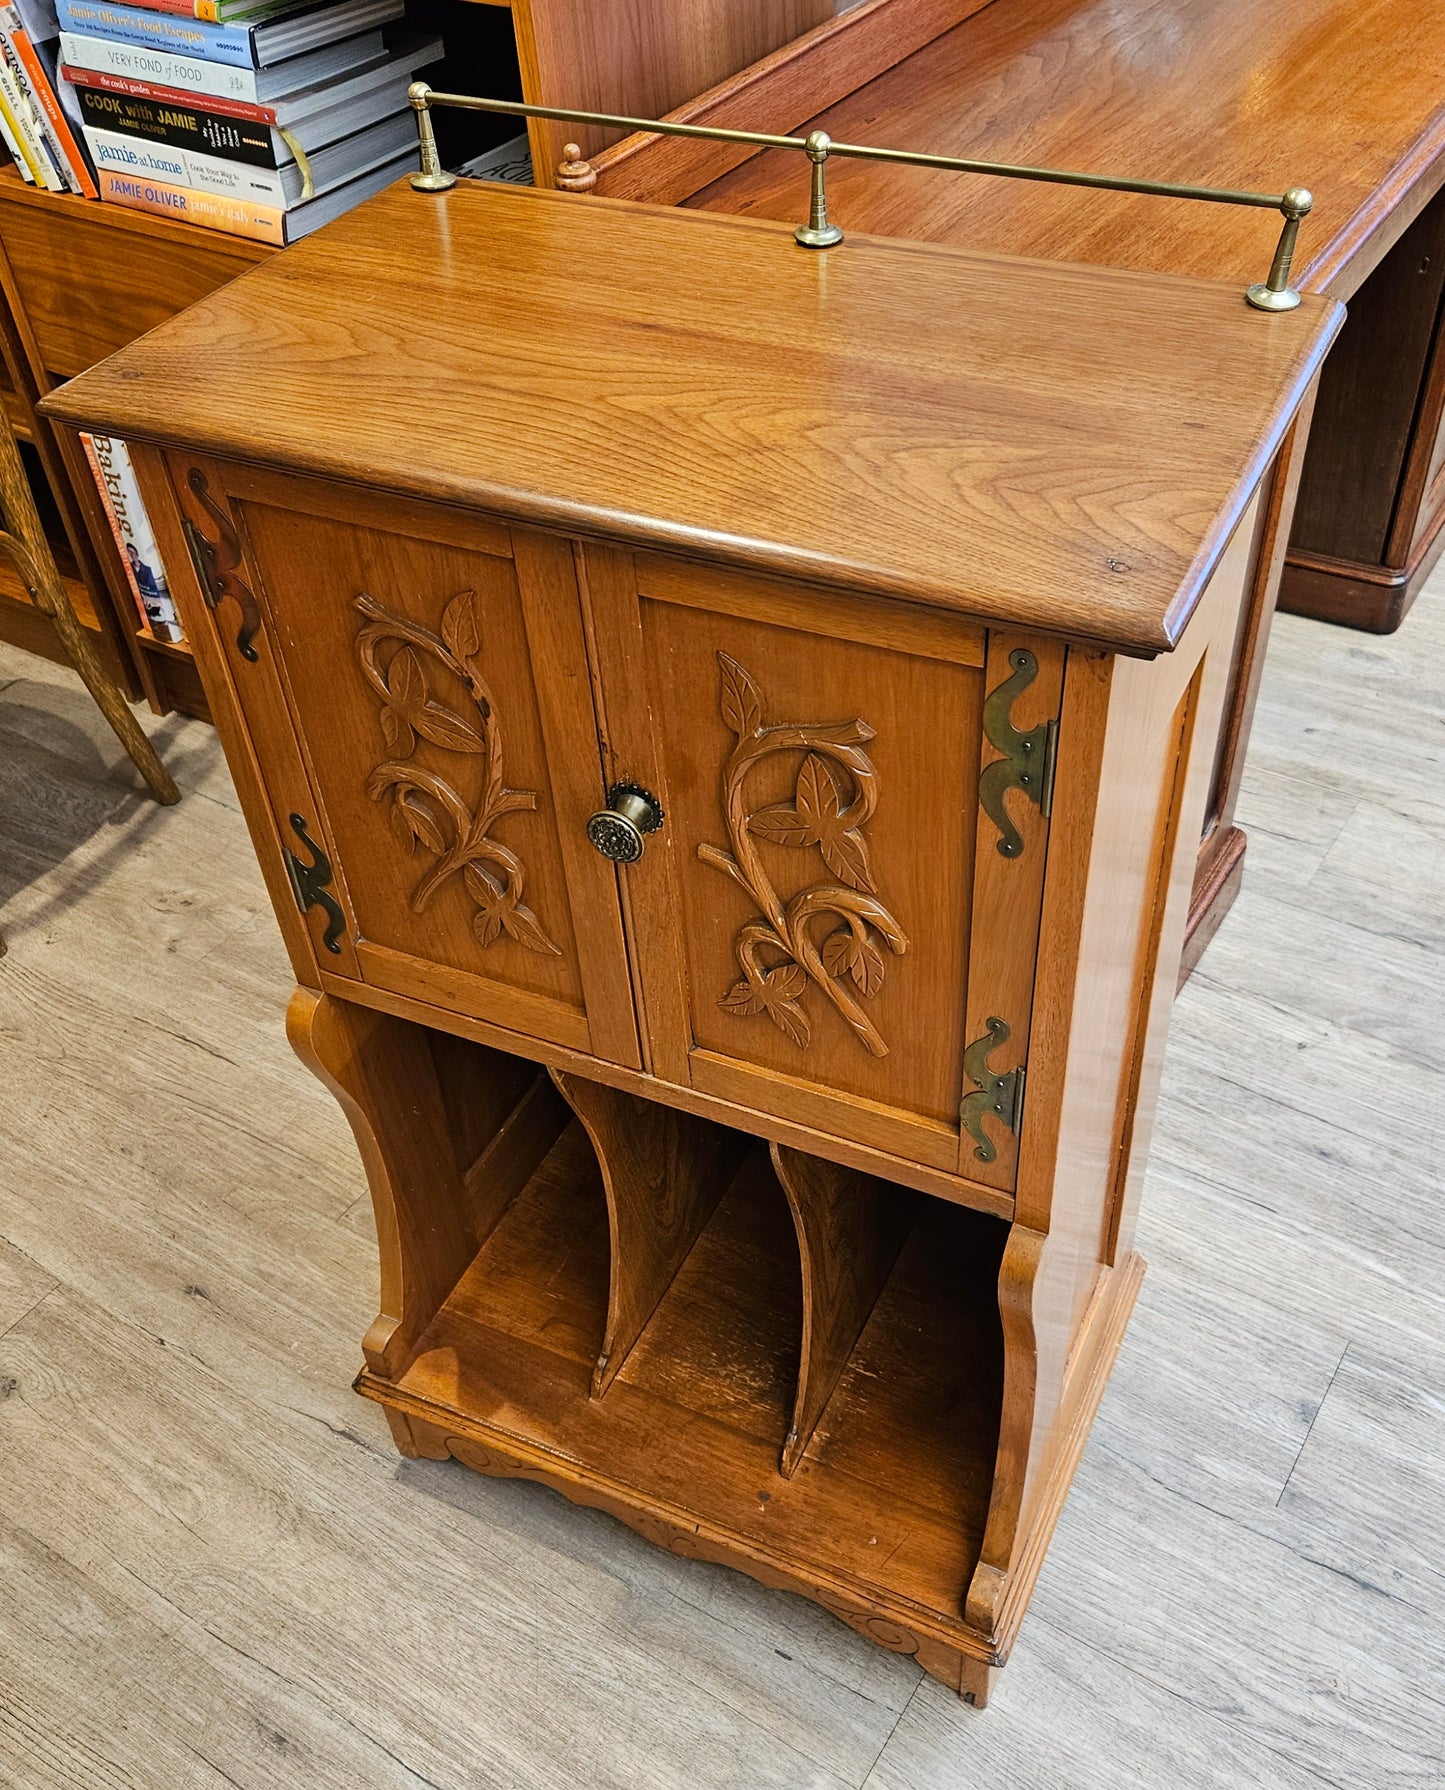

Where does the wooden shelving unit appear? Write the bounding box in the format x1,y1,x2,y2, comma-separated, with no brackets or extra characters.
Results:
0,165,268,708
0,0,827,714
362,1100,1009,1634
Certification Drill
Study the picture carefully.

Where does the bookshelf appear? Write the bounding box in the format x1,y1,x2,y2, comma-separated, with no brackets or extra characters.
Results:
0,156,271,711
0,0,829,717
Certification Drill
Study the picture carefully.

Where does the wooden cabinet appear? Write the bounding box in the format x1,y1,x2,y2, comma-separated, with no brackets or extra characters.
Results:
44,178,1340,1704
1283,184,1445,631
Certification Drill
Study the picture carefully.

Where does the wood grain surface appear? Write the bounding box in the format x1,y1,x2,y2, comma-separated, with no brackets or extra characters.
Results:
1,556,1443,1780
41,178,1340,657
685,0,1445,299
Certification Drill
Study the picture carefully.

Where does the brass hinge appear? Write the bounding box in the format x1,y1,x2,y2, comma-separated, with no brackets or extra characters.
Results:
282,812,346,955
960,1016,1026,1164
980,649,1058,856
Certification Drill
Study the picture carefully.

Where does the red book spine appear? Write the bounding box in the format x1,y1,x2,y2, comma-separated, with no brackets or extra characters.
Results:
61,61,276,124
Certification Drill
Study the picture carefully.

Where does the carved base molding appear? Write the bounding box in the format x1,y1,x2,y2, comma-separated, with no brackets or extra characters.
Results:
356,1250,1142,1707
362,1376,1001,1702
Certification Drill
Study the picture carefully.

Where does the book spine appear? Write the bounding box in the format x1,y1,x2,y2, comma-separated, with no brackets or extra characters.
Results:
0,36,64,188
0,84,36,180
98,163,282,240
56,2,254,70
1,18,97,195
63,0,247,22
76,85,277,165
85,124,283,201
78,430,186,642
62,62,277,123
58,33,260,101
140,0,243,18
0,59,57,186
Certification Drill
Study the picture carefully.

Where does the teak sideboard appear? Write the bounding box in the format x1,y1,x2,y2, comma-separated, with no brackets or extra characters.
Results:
594,0,1445,638
44,179,1340,1702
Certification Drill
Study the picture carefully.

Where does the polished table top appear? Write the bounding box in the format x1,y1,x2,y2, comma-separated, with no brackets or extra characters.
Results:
687,0,1445,296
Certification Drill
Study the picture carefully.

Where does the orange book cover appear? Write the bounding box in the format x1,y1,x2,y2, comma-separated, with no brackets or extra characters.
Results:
97,165,283,242
7,22,97,196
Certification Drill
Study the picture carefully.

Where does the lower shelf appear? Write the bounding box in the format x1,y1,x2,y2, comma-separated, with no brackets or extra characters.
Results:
359,1121,1006,1638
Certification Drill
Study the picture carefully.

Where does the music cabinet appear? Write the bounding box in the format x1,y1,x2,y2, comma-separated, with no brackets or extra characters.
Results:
44,180,1340,1703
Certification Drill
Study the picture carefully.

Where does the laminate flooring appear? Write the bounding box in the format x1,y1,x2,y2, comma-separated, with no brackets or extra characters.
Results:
0,575,1442,1789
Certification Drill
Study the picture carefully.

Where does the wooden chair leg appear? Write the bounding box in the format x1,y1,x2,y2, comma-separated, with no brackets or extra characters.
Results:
0,405,178,806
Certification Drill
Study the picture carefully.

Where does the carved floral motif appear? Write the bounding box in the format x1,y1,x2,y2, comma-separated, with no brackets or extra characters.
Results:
699,652,907,1057
355,589,559,956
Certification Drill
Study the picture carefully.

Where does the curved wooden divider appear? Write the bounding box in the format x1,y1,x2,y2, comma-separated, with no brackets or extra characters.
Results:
769,1144,919,1476
550,1070,749,1396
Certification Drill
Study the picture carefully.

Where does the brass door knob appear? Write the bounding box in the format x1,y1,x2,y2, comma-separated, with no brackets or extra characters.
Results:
586,782,664,863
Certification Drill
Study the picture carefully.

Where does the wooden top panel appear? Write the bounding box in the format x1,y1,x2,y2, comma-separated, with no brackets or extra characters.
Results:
42,179,1339,654
686,0,1445,297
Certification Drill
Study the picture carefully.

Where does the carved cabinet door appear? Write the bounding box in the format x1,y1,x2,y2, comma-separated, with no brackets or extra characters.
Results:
165,456,638,1067
581,548,1063,1194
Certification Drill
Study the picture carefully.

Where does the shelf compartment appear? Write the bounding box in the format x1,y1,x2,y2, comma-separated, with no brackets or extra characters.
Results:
771,1142,920,1477
552,1070,750,1395
359,1122,1007,1632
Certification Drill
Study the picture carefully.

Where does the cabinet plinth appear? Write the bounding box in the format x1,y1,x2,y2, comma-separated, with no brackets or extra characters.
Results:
42,180,1341,1697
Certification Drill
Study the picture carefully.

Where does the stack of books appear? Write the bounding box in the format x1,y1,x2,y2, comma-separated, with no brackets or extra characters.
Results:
0,0,440,241
0,0,96,193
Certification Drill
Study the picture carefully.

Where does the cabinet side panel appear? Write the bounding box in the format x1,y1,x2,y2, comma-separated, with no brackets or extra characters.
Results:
519,0,832,168
980,489,1262,1623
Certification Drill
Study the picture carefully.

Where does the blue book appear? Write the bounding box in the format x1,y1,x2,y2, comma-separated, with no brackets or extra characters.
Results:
55,0,401,69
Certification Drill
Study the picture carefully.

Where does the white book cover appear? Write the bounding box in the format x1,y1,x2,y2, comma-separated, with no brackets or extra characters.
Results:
84,123,284,201
58,28,379,102
60,29,261,99
0,56,59,185
84,433,184,642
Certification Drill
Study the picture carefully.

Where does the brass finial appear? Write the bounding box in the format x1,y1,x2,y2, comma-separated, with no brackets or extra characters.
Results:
794,129,843,249
555,143,598,192
1246,185,1312,311
408,83,457,192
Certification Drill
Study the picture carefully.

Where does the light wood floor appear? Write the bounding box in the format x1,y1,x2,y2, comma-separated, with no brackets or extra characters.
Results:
1,574,1442,1790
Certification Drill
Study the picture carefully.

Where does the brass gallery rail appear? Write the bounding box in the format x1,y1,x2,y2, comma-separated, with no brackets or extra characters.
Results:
405,81,1315,312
